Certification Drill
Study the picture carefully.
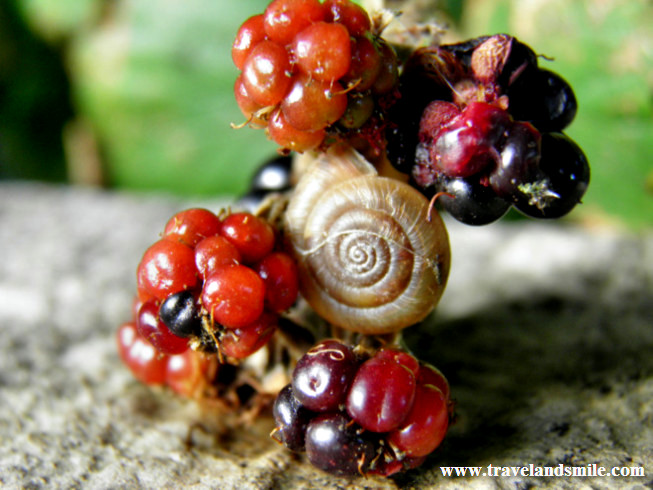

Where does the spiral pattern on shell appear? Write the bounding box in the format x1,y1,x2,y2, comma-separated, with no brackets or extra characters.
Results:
284,149,451,335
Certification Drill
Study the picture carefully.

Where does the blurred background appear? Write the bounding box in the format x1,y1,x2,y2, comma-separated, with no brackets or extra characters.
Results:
0,0,651,229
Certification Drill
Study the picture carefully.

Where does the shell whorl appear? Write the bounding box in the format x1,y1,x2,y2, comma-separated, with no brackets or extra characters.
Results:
284,149,451,335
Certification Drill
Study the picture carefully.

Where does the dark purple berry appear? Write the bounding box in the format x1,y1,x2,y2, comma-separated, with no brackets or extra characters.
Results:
513,132,589,219
496,36,539,88
489,121,542,198
508,68,577,132
292,339,358,412
249,154,293,193
236,155,294,212
272,384,312,452
305,413,378,477
159,290,202,338
386,58,453,174
435,175,511,225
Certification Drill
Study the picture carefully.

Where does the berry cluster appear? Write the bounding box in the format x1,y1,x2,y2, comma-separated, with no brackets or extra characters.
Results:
387,34,590,225
115,1,592,481
272,339,451,477
232,0,398,156
131,207,299,366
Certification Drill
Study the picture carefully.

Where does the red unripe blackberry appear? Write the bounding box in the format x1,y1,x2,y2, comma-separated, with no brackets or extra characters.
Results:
220,312,278,359
418,363,451,402
201,264,266,328
137,239,199,302
116,322,168,385
281,74,348,132
232,14,267,71
219,212,275,264
231,0,401,156
131,294,147,321
136,299,189,355
194,235,242,280
323,0,371,37
343,36,382,92
263,0,326,45
234,75,266,127
242,40,293,107
346,354,417,432
271,340,452,476
292,21,352,82
267,107,326,152
165,349,213,397
386,383,449,457
163,208,221,247
376,348,420,377
255,252,299,312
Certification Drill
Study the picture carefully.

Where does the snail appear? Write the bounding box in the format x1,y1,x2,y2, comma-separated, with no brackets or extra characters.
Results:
284,148,451,335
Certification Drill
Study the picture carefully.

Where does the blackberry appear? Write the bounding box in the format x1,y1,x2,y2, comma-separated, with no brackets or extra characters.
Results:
232,0,400,155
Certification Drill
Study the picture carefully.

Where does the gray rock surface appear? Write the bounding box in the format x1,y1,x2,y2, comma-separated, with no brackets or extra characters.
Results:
1,182,651,489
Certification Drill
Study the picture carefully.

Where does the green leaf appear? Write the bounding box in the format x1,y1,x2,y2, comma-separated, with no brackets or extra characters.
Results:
69,0,277,196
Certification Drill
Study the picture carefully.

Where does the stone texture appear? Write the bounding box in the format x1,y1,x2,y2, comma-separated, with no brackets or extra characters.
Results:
0,182,651,488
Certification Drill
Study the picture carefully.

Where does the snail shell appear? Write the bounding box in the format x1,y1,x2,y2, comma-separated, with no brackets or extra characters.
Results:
284,149,450,335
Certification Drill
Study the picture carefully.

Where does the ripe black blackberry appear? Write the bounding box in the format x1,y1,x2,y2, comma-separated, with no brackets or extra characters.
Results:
385,34,589,225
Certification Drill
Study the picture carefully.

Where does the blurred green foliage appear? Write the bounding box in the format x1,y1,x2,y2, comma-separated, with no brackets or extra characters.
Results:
13,0,278,196
2,0,651,228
